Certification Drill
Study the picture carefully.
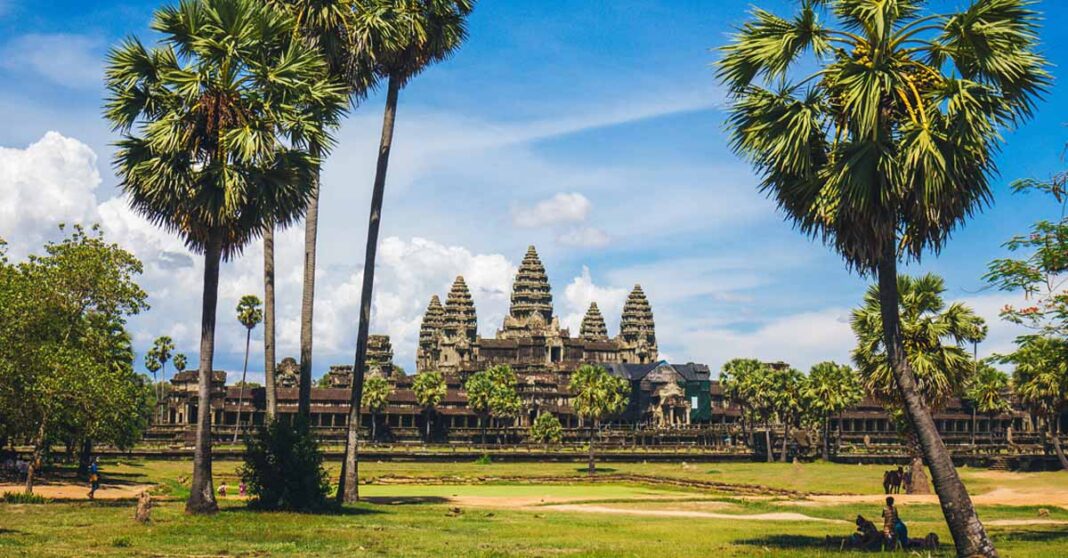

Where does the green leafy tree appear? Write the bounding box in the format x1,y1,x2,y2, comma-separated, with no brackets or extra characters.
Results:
0,225,149,494
233,295,263,443
341,0,474,504
104,0,347,514
718,0,1048,553
465,365,521,449
985,179,1067,339
965,362,1011,450
1001,337,1068,469
529,412,564,451
803,361,862,460
766,366,805,462
412,371,446,440
240,417,331,512
361,374,393,442
569,364,629,475
720,358,775,461
852,274,986,493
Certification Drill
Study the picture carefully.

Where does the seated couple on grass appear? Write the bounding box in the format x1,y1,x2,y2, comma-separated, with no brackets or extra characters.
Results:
834,497,939,552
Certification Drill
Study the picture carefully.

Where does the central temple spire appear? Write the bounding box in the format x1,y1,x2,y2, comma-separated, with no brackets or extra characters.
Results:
509,245,553,324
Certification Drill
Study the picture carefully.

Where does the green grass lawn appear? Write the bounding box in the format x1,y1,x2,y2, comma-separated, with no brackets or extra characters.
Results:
2,458,1066,557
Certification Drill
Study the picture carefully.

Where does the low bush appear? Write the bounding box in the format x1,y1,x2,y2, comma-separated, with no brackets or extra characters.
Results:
239,417,332,512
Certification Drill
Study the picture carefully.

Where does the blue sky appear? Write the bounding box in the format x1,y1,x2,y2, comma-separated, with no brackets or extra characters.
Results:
1,0,1065,384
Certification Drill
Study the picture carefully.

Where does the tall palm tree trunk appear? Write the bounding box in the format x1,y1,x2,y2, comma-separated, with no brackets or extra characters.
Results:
298,155,322,419
822,413,831,461
263,227,277,419
340,75,401,504
764,424,772,463
877,245,994,557
187,238,222,514
588,420,596,475
233,327,251,443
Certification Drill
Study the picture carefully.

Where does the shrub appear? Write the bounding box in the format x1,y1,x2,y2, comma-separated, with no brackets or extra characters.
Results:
475,454,492,465
529,413,564,448
2,491,48,504
239,417,331,512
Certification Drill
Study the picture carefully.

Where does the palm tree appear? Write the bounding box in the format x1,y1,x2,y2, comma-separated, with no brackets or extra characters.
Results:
339,0,474,504
105,0,346,514
465,369,495,449
412,371,446,440
266,0,377,420
151,336,175,422
361,374,392,442
767,366,805,462
720,358,774,461
173,353,187,374
718,1,1047,554
803,361,862,461
1003,336,1068,469
965,362,1011,451
569,364,629,475
144,351,162,420
233,295,263,443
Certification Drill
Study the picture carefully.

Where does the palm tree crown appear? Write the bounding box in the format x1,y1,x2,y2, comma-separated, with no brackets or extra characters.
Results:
105,0,348,258
851,273,986,407
236,295,263,330
351,0,473,86
718,0,1049,272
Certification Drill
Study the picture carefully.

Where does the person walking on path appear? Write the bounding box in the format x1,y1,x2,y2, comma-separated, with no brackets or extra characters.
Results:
87,458,100,500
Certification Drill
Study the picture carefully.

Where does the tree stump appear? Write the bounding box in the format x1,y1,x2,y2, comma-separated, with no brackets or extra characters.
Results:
135,491,152,523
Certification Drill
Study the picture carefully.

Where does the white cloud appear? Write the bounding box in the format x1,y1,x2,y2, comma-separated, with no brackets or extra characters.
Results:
560,266,628,335
0,33,104,90
557,226,610,248
513,192,592,228
0,131,101,259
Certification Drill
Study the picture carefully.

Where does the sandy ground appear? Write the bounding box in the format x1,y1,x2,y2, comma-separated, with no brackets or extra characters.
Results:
789,486,1068,508
1,482,152,500
537,504,841,523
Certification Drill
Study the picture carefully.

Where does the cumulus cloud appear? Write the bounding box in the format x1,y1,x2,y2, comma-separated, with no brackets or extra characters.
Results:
0,33,104,90
512,192,592,228
0,131,102,259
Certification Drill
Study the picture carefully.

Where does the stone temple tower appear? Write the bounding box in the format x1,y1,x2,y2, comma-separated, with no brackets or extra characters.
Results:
618,284,657,363
416,295,445,372
437,276,478,371
579,302,608,341
499,245,563,339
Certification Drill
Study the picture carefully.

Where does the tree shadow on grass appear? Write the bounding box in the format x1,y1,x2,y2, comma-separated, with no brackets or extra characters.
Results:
0,528,22,535
362,496,449,506
575,467,618,474
735,534,827,550
218,503,385,517
996,529,1068,544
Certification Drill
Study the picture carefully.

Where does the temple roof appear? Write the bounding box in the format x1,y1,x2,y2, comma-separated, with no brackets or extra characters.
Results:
620,284,655,344
443,276,477,341
509,245,553,324
580,302,608,340
419,295,445,347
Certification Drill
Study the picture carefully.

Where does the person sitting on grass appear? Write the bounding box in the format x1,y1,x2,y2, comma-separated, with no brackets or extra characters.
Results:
848,514,881,549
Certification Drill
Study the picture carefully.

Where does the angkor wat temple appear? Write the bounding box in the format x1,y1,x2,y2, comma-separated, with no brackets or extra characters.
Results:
151,245,1066,456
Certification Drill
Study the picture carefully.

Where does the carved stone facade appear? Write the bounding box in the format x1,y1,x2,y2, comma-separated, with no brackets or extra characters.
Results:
322,334,395,389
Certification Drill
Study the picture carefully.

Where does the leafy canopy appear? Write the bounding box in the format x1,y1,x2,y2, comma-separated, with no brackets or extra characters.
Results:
851,273,986,408
569,364,629,423
236,294,263,330
718,0,1049,272
412,371,446,409
104,0,349,257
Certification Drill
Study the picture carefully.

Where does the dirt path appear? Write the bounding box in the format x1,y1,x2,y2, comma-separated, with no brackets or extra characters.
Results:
538,504,842,523
791,486,1068,508
0,482,152,500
